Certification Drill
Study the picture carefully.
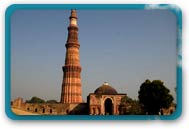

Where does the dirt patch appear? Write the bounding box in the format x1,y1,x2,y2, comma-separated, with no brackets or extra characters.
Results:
11,108,39,115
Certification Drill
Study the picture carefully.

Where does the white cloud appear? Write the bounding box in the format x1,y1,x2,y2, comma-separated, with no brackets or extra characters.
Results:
145,4,182,68
144,4,181,13
177,27,182,68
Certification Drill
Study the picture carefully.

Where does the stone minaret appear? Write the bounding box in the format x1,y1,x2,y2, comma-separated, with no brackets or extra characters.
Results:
60,10,82,103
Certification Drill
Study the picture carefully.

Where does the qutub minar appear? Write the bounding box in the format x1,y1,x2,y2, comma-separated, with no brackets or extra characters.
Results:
60,10,82,103
11,10,174,115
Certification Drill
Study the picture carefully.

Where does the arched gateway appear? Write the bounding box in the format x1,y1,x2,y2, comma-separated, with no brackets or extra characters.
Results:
104,98,113,115
88,82,127,115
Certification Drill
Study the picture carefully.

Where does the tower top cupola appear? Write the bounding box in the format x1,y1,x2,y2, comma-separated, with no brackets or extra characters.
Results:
69,9,78,26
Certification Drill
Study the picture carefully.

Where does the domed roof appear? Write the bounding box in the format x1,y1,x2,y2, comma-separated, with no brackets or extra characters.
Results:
94,82,118,95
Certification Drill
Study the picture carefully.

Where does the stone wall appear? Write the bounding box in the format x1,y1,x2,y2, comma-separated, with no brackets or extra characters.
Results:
12,98,88,115
12,97,24,108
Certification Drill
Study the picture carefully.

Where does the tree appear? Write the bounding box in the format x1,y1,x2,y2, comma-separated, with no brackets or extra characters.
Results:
26,96,45,103
138,79,174,115
46,100,58,104
120,96,144,115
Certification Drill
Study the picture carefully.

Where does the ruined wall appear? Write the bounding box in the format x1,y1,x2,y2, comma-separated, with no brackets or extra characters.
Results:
12,98,88,115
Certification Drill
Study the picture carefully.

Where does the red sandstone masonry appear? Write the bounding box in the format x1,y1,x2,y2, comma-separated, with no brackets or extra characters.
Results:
60,10,82,104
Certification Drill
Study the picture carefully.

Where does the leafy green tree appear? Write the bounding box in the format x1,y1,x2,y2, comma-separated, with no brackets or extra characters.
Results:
46,100,58,104
138,79,174,115
120,96,144,115
26,96,45,103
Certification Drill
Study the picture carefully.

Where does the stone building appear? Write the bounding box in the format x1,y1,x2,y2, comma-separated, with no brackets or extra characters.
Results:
87,82,127,115
160,103,176,115
11,97,24,108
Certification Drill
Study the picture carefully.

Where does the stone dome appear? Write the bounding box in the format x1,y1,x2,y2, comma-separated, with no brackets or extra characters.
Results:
94,82,118,95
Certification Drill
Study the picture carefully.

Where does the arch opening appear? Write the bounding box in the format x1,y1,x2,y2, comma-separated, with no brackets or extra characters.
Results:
42,108,45,113
104,98,113,115
50,109,52,114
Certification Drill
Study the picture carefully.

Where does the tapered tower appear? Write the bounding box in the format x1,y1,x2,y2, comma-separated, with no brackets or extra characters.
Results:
60,10,82,103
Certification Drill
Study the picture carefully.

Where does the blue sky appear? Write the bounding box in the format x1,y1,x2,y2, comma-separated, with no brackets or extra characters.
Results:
11,9,177,102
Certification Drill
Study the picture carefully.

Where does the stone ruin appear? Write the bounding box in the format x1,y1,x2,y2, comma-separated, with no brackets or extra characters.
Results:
11,97,88,115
